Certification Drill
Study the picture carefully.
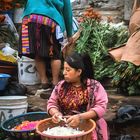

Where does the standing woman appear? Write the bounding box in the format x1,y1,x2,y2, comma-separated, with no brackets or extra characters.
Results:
19,0,73,89
47,52,109,140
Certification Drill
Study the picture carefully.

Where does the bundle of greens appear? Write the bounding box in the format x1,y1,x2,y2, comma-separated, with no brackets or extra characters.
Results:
74,7,140,96
112,61,140,95
75,17,128,81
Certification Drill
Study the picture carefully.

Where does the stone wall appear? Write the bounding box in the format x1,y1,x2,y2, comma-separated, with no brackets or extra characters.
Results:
72,0,134,23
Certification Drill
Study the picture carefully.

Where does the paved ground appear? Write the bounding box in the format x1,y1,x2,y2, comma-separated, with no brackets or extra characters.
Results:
1,83,140,140
26,84,140,139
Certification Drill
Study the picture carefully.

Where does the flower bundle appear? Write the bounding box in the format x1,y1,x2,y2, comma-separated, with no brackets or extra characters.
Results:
12,120,40,131
0,0,26,11
77,7,102,23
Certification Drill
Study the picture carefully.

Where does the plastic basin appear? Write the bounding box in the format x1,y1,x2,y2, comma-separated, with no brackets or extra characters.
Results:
36,118,96,140
0,73,11,90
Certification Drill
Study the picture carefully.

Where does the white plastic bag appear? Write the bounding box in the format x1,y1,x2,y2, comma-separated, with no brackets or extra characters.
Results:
2,43,17,55
3,14,19,40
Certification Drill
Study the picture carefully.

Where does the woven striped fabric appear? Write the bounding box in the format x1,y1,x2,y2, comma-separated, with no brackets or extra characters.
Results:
21,14,56,54
22,17,30,54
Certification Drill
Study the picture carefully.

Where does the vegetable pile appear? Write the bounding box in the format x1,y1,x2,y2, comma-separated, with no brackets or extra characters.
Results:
112,62,140,95
12,121,39,131
43,126,84,136
0,0,26,11
75,7,140,95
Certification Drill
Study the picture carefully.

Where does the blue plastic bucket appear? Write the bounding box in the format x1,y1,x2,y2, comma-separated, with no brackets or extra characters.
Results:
0,74,11,90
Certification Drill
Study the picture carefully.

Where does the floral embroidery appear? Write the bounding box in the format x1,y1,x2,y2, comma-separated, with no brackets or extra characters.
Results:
58,85,89,115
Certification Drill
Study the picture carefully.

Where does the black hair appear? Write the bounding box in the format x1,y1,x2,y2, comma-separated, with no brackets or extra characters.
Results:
65,51,94,80
63,52,95,95
80,53,94,79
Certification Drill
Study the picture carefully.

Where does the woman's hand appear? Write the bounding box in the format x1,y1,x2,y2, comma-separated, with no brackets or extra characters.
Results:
52,112,63,123
66,114,81,127
68,37,73,44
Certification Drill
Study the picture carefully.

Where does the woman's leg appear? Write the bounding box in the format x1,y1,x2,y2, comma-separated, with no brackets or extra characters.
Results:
35,55,49,84
51,59,61,85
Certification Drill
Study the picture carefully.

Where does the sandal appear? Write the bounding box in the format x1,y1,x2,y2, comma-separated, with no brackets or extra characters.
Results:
40,83,52,90
40,90,52,99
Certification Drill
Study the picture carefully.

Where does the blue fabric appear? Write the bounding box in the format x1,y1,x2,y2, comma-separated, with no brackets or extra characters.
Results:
56,17,79,40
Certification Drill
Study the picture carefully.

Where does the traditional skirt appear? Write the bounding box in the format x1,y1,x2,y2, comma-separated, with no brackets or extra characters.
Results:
19,14,61,59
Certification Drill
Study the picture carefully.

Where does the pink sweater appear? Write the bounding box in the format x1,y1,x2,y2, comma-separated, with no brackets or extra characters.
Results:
47,79,109,140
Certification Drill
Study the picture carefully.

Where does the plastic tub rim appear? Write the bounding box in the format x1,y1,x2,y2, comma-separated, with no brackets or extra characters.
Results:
0,95,27,100
1,112,47,133
36,118,96,139
0,73,11,78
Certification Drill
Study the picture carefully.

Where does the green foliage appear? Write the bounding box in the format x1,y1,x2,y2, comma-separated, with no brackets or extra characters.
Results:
75,19,128,81
0,127,6,139
75,18,140,95
112,62,140,95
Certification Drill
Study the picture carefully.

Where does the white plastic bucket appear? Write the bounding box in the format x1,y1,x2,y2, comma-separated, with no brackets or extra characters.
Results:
18,56,40,85
0,96,28,125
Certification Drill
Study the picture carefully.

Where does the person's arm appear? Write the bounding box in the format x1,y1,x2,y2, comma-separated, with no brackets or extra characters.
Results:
47,81,65,123
47,86,60,115
77,81,108,120
63,0,73,37
67,81,108,127
49,107,63,123
89,81,108,119
66,110,97,127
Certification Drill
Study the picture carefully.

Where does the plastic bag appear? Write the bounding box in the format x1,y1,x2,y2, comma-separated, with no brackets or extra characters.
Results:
1,43,17,55
113,105,140,123
56,17,79,41
1,14,19,41
3,14,18,36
